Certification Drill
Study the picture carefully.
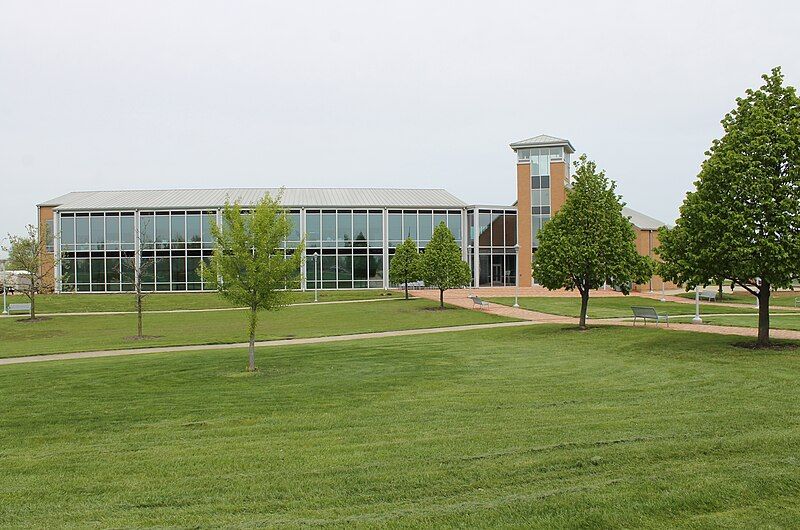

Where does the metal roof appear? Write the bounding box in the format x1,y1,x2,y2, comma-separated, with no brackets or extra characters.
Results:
509,134,575,153
44,188,468,211
623,206,667,230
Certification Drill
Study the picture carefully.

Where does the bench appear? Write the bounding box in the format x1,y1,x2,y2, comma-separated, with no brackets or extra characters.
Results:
7,303,32,315
631,306,669,326
699,290,717,302
468,295,490,310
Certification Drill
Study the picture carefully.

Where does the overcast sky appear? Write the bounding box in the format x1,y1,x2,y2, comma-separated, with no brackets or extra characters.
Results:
2,0,799,250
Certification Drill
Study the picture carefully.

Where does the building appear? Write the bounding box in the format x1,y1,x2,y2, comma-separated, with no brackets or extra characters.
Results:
36,135,670,293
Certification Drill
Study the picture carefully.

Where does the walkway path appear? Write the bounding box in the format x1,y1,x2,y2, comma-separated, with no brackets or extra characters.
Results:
0,296,399,318
411,288,800,341
0,320,534,366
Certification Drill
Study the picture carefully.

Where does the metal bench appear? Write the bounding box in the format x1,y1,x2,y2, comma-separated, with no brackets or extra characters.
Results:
631,306,669,326
699,290,717,302
7,303,32,315
468,295,490,310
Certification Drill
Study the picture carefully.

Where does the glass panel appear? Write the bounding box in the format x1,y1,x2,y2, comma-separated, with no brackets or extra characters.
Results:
306,213,321,242
541,189,550,207
540,153,550,176
106,257,120,285
121,256,135,286
403,212,417,241
368,213,382,245
353,255,368,281
504,214,517,246
202,213,215,245
368,255,383,281
187,256,202,284
478,212,492,247
448,213,461,241
517,148,530,161
105,216,119,250
91,258,105,288
287,213,301,242
505,254,517,286
171,255,186,284
434,212,447,231
186,214,201,247
337,255,352,288
120,216,134,249
479,254,491,286
353,213,367,247
75,217,90,249
321,213,336,247
61,257,74,287
321,255,336,288
418,212,433,244
76,258,90,284
491,213,503,247
171,214,185,248
388,214,402,244
530,157,539,177
155,216,170,249
61,216,75,247
90,216,104,250
140,215,155,247
337,212,352,246
156,256,170,284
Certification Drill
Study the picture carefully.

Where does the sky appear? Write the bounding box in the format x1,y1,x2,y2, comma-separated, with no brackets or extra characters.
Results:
2,0,799,252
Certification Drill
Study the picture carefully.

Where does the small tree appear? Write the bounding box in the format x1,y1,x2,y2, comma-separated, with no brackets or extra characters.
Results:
118,219,159,339
533,155,654,329
658,67,800,347
389,237,420,299
418,222,471,308
202,193,304,371
4,224,56,320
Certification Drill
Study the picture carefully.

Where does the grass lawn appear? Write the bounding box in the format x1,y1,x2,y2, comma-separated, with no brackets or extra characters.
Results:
673,313,800,331
3,289,397,313
676,290,800,307
487,295,771,319
0,298,513,358
1,325,799,526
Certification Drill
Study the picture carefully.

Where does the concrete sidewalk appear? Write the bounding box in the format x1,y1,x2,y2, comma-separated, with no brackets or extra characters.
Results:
411,288,800,341
0,320,535,366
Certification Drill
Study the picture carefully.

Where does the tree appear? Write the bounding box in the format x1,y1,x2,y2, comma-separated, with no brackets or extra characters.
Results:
3,223,56,320
418,222,471,308
117,219,160,339
202,193,304,371
389,237,421,299
533,155,654,330
658,67,800,346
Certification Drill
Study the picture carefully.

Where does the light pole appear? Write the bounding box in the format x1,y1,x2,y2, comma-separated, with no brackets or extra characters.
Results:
313,252,319,302
660,278,666,303
513,243,520,308
2,284,7,315
692,285,702,324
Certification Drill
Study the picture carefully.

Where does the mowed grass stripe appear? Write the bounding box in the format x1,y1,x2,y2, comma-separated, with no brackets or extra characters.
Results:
0,298,514,358
1,325,799,526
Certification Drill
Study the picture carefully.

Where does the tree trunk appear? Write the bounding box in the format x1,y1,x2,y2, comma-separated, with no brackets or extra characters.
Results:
29,292,36,320
578,289,589,330
136,293,143,338
248,307,258,371
439,288,444,309
718,281,724,301
404,280,409,300
757,285,770,347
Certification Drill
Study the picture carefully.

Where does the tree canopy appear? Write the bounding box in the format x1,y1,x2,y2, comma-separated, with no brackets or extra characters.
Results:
389,237,421,300
4,223,54,320
418,222,472,308
533,155,653,329
202,193,304,370
658,67,800,346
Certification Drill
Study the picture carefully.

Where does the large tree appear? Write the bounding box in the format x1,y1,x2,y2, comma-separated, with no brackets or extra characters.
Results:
389,237,421,300
3,223,56,320
533,155,654,329
658,67,800,346
202,193,304,371
418,222,472,308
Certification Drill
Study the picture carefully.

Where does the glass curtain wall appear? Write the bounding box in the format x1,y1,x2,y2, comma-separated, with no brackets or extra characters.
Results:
472,208,517,287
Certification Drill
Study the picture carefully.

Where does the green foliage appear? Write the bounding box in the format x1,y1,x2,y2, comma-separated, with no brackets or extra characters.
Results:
533,155,653,327
389,237,421,298
657,67,800,345
202,192,305,369
417,222,472,307
4,223,54,319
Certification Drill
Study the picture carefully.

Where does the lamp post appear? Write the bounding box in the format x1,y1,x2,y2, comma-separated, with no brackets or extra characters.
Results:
513,243,520,308
692,285,702,324
2,284,7,315
660,278,666,303
313,252,319,302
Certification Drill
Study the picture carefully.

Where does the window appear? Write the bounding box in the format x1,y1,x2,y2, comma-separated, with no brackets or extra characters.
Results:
60,215,75,250
105,215,119,251
45,219,54,252
368,212,382,246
